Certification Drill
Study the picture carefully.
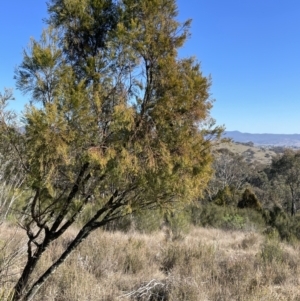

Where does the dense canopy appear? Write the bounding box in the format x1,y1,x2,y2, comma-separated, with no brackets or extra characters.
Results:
1,1,221,300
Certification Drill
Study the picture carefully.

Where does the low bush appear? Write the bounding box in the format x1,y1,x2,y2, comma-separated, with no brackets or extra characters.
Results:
191,203,266,231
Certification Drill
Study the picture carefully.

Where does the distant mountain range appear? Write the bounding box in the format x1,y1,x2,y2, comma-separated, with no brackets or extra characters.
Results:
223,131,300,147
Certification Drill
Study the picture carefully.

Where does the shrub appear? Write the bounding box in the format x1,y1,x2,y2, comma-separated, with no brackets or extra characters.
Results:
134,209,164,233
191,203,266,231
264,206,300,241
164,209,192,240
238,188,262,211
214,186,236,206
260,240,284,264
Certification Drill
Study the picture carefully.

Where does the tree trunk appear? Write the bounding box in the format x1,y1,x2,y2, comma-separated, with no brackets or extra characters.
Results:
291,198,296,216
24,225,96,301
12,244,48,301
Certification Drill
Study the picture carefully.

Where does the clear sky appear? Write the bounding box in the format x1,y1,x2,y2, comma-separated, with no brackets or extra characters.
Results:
1,0,300,134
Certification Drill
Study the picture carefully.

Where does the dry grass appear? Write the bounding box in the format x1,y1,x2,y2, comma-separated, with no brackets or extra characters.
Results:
1,224,300,300
217,142,277,165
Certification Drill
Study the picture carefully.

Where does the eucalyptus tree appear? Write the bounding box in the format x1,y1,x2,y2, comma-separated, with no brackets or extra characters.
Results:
205,149,251,205
9,0,222,299
269,150,300,216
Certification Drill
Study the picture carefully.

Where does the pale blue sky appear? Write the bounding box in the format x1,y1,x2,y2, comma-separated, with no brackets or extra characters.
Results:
1,1,300,134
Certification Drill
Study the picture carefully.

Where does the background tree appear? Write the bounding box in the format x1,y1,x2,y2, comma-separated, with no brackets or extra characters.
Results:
0,89,25,221
7,0,222,300
205,148,251,205
245,172,268,209
269,150,300,216
237,188,261,211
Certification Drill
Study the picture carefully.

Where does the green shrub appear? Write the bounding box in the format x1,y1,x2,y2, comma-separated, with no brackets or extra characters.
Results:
134,209,164,233
191,203,266,231
191,203,226,228
264,206,300,242
261,240,283,264
103,207,192,235
222,213,245,230
164,209,192,239
238,188,262,211
214,186,236,206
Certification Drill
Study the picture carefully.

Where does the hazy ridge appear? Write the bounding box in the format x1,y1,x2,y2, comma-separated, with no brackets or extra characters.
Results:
224,131,300,147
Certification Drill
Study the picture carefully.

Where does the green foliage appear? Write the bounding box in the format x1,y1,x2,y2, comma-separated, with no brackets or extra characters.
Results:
222,212,245,229
133,210,164,233
102,207,191,235
214,185,236,206
89,209,164,233
269,150,300,216
263,206,300,241
3,1,222,299
13,0,220,224
191,203,266,231
238,188,262,211
48,0,119,68
260,240,284,264
164,209,192,238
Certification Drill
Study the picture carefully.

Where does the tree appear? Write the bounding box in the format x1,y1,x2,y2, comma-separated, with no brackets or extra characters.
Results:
205,149,251,205
0,89,25,221
7,0,222,300
269,150,300,216
237,188,261,211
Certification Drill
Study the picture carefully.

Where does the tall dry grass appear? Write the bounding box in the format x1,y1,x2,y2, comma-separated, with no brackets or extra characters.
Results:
1,223,300,300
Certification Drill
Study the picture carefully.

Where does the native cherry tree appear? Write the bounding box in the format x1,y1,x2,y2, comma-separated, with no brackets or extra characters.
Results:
3,0,221,299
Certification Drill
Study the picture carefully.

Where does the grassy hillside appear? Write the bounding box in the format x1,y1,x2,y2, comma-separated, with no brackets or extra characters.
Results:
1,223,300,300
217,141,278,165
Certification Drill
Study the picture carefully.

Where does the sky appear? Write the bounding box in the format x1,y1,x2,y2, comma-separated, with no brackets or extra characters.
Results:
1,1,300,134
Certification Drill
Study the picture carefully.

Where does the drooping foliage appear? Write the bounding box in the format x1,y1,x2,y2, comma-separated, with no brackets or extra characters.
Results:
9,0,222,300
